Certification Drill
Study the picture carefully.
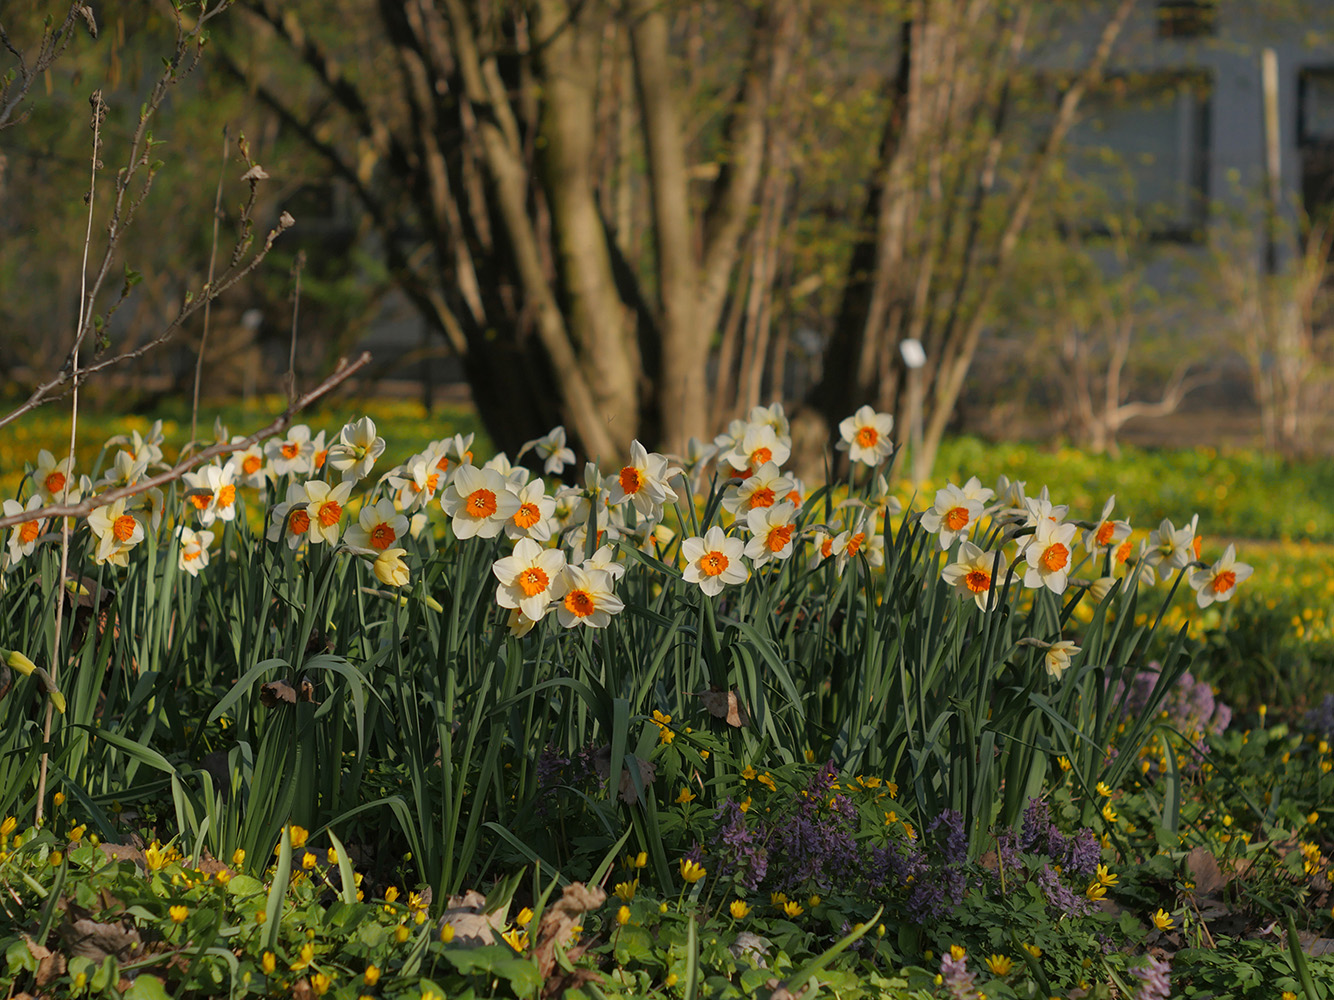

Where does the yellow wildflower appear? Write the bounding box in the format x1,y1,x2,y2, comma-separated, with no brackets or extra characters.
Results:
730,899,751,919
679,858,706,883
986,954,1014,975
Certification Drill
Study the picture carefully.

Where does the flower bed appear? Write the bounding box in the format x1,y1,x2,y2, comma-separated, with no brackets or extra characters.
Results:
1,402,1331,998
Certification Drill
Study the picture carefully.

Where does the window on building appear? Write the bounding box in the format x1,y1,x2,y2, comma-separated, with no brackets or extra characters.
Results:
1156,1,1217,39
1299,68,1334,224
1065,71,1212,241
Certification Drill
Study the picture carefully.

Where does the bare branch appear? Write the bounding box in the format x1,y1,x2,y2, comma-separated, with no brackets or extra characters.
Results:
0,3,93,132
0,352,372,532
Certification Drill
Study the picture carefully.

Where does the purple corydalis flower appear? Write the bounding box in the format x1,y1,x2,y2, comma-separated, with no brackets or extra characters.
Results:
938,949,976,999
1036,863,1091,917
714,799,768,891
1130,954,1171,1000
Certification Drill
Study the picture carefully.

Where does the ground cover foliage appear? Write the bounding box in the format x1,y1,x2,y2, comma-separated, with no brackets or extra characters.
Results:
3,403,1334,999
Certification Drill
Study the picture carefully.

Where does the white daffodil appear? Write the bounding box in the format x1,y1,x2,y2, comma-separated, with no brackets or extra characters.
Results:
1145,518,1195,583
550,565,623,628
1023,518,1078,595
440,464,521,540
834,516,881,572
87,498,144,567
505,479,557,542
231,439,270,490
302,479,354,545
681,525,748,597
265,425,315,478
808,526,838,569
183,462,239,528
582,542,626,581
920,481,985,549
483,452,531,490
32,450,75,502
97,449,149,491
837,405,894,466
176,525,214,577
344,497,410,555
1021,491,1069,528
722,422,791,475
132,487,166,535
506,607,543,637
563,499,619,558
1044,640,1080,681
712,418,748,458
606,440,677,519
385,453,443,513
326,416,386,483
1084,495,1131,556
266,482,311,550
722,462,794,519
521,426,576,476
1189,543,1252,609
748,402,791,440
994,474,1027,510
493,537,568,621
309,430,330,476
744,502,798,568
3,497,46,564
941,541,1002,612
424,433,475,487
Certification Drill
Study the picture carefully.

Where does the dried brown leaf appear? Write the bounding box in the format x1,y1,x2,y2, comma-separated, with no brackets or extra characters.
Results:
437,890,508,948
1185,846,1227,895
592,747,657,804
534,882,606,979
696,688,750,727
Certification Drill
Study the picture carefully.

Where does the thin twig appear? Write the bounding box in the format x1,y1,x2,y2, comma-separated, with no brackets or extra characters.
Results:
287,250,306,404
0,1,247,436
0,353,372,533
192,126,230,444
37,89,105,827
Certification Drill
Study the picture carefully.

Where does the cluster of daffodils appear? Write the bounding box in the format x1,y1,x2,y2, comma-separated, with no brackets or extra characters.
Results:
482,403,902,633
922,478,1252,677
2,404,899,622
3,401,1249,659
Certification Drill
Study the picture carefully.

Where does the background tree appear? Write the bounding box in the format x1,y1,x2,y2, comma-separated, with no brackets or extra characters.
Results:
223,0,1136,468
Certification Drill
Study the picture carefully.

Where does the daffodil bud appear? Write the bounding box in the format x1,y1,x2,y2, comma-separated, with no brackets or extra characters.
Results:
1088,577,1119,603
373,548,410,588
6,650,37,677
